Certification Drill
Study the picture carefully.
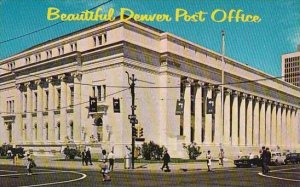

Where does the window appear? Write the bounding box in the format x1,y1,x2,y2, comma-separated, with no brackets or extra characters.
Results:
45,123,49,141
45,90,49,110
57,88,61,109
6,100,14,113
25,57,31,64
57,122,61,140
93,33,107,46
35,53,41,62
70,122,74,140
58,46,64,55
97,86,101,101
46,50,52,59
7,62,15,70
34,92,37,112
24,94,27,112
70,42,77,52
70,86,74,107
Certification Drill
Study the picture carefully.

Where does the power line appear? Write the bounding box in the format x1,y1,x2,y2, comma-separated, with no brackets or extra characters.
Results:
0,0,113,45
0,87,129,115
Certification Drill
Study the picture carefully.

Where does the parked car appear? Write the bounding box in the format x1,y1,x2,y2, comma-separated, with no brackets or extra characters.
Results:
284,153,300,164
270,152,285,165
234,155,261,167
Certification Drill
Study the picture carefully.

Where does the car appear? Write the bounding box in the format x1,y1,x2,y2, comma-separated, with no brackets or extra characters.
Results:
270,152,285,165
234,155,261,168
284,153,300,164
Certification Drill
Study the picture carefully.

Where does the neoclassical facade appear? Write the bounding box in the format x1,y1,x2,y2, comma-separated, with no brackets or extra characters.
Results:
1,18,300,158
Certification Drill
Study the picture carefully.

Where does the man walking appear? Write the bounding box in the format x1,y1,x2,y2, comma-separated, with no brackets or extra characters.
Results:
261,146,268,174
161,150,170,171
86,148,93,165
108,150,115,171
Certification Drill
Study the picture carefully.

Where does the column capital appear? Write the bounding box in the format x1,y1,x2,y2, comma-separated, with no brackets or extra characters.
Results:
224,89,232,95
214,86,221,93
271,101,277,106
232,90,238,97
183,78,193,86
71,71,82,81
246,95,254,101
240,92,247,99
15,83,25,91
266,100,273,105
259,98,267,103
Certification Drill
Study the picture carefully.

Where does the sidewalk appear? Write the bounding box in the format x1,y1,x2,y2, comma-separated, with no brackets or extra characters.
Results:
0,156,236,172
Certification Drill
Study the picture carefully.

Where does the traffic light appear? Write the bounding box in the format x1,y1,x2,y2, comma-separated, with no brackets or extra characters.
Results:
132,126,137,137
139,127,143,137
89,97,97,112
113,98,120,113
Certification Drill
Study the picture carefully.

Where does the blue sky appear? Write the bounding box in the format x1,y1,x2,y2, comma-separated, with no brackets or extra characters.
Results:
0,0,299,76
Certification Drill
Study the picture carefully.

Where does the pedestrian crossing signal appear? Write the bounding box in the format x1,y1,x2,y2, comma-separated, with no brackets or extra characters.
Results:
89,97,97,112
113,98,120,113
175,99,184,115
206,98,215,114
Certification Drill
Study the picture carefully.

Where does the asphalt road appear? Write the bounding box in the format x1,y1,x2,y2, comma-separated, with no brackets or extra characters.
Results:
0,164,300,187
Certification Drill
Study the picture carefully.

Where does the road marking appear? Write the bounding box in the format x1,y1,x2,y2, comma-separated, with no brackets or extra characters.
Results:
258,172,300,182
0,170,18,173
272,171,300,174
18,170,87,187
269,167,300,173
0,171,60,177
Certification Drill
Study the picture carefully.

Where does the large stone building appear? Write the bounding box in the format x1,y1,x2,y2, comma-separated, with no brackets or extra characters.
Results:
282,45,300,87
1,18,300,158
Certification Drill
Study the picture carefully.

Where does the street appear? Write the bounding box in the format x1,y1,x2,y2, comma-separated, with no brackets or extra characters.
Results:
1,164,300,187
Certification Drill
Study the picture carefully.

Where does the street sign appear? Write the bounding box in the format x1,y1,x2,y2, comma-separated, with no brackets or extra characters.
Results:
207,98,215,114
175,99,184,115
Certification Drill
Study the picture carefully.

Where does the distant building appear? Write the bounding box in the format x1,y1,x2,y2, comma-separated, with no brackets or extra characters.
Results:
1,18,300,158
282,45,300,87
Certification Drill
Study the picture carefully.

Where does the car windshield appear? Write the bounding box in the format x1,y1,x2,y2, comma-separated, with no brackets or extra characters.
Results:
240,156,249,159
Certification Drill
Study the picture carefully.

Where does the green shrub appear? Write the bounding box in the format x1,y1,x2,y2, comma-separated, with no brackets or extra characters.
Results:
63,147,80,159
141,141,164,160
183,142,201,160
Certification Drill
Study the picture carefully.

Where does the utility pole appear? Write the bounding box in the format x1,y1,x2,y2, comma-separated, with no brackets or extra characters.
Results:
126,71,137,169
221,30,225,147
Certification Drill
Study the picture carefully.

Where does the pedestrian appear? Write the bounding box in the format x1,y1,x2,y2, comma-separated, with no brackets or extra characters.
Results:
86,148,93,165
108,150,115,171
266,147,271,173
219,149,224,166
24,153,36,175
206,150,212,172
260,146,268,174
161,150,171,171
100,159,111,182
81,149,87,166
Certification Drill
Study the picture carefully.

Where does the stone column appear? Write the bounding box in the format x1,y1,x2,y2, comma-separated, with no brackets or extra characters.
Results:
73,72,82,143
47,78,55,143
204,85,213,144
214,86,222,146
183,79,192,143
246,95,253,146
281,105,287,147
259,99,266,146
271,102,277,146
239,93,246,146
59,74,68,143
14,84,23,145
223,89,231,145
25,82,33,143
265,100,271,146
253,97,260,146
36,80,44,144
286,107,291,148
194,81,203,144
276,104,282,147
231,91,238,146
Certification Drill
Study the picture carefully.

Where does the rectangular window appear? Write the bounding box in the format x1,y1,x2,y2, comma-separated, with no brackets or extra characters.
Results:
45,90,49,110
97,86,101,101
24,94,27,112
25,57,31,64
92,87,96,97
58,46,64,55
46,50,52,59
103,85,106,101
34,92,38,111
93,33,107,46
70,42,77,52
57,88,61,109
70,86,74,107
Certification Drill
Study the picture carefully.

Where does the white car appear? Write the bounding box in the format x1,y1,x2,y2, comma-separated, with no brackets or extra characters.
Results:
270,152,285,165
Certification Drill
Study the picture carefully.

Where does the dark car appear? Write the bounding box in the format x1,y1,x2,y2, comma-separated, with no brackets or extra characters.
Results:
284,153,300,164
234,155,261,167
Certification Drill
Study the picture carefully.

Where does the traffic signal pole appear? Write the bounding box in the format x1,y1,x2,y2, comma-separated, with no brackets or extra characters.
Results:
126,71,136,169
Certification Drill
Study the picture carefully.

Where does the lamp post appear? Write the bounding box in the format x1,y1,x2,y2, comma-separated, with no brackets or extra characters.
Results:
221,30,225,145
